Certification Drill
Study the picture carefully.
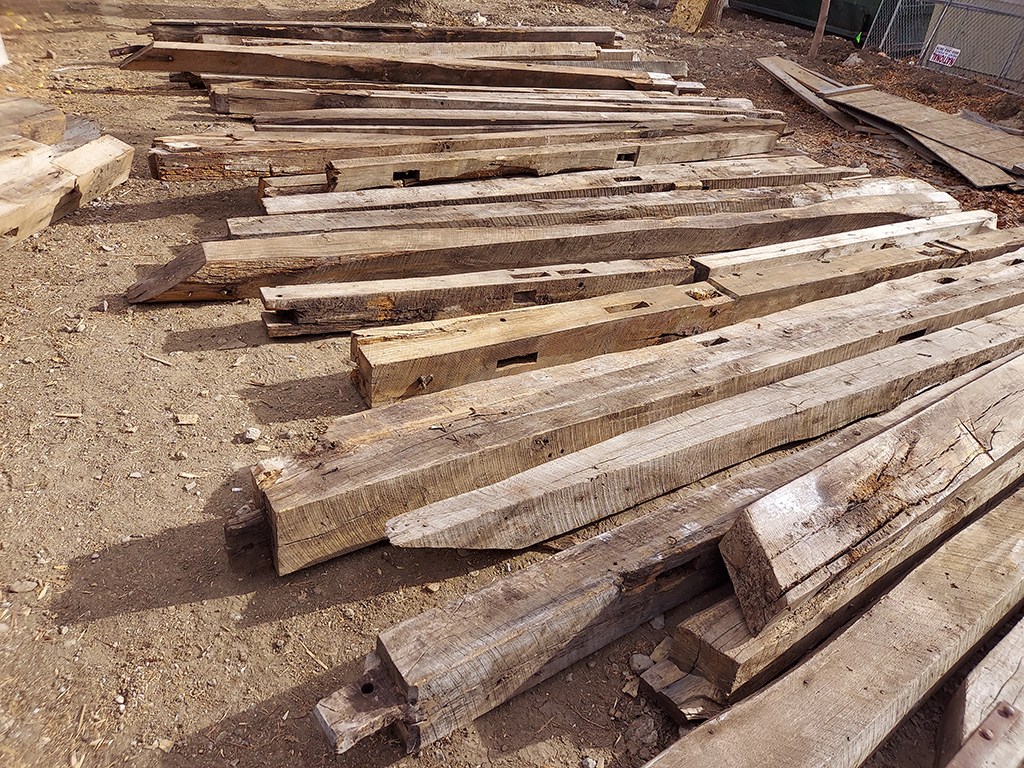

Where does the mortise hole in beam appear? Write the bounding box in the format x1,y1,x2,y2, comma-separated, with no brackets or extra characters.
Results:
897,328,928,343
512,290,538,306
698,337,729,347
605,301,651,314
496,352,538,369
509,271,551,279
360,682,375,695
1010,258,1024,266
556,268,592,276
616,152,638,162
3,227,18,238
936,276,958,284
393,169,420,184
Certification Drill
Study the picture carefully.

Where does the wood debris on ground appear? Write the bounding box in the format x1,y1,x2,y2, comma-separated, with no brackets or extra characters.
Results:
110,17,1024,767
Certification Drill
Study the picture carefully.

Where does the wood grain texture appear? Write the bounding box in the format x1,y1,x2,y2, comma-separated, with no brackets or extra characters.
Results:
384,308,1024,551
693,210,998,278
645,488,1024,768
315,363,1018,754
0,97,65,143
259,257,695,336
257,259,1024,573
756,56,861,132
127,192,958,302
938,615,1024,766
120,42,677,92
721,354,1024,632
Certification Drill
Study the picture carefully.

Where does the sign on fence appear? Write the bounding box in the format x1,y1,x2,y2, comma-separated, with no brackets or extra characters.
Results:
929,44,962,67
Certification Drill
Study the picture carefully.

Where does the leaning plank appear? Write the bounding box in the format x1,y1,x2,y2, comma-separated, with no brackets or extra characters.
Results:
756,56,861,132
314,367,1009,754
351,233,1000,406
150,121,784,180
645,487,1024,768
675,434,1024,698
937,615,1024,766
128,192,956,302
260,257,695,336
0,97,65,143
692,210,998,278
233,178,908,238
142,20,623,46
323,132,781,192
261,155,861,215
120,42,678,91
384,307,1024,551
259,260,1024,573
721,355,1024,632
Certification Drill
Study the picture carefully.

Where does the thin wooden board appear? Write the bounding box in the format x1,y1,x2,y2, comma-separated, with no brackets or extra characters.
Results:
756,56,860,132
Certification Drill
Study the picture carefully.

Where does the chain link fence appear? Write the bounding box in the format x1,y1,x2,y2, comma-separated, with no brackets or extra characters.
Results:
864,0,1024,90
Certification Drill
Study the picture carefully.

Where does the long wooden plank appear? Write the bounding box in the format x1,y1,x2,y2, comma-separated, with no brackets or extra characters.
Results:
383,305,1024,552
120,42,677,92
721,356,1024,632
322,132,780,192
258,259,1024,574
211,85,747,115
150,121,784,180
232,178,906,238
260,155,862,215
674,435,1024,700
260,257,694,335
127,192,956,302
693,210,999,278
938,615,1024,766
354,230,1019,406
756,56,860,132
142,21,623,46
313,365,1016,754
646,487,1024,768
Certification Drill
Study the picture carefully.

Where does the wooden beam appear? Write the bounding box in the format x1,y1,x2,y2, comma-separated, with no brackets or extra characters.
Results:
640,661,725,723
0,97,65,143
141,20,623,46
120,42,678,92
383,307,1024,552
127,192,957,303
233,178,899,239
259,155,862,215
938,614,1024,766
351,228,1008,407
259,257,695,336
313,366,1005,754
721,353,1024,632
50,135,134,206
645,487,1024,768
693,210,999,278
256,259,1024,574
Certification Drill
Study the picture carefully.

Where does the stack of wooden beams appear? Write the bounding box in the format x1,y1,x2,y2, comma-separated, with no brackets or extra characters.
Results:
0,97,134,252
758,56,1024,190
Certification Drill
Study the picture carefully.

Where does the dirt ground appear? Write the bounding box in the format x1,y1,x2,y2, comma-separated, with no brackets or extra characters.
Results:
2,1,1023,767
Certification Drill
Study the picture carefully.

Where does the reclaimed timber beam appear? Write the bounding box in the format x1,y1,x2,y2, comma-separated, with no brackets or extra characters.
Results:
0,97,65,143
384,307,1024,552
322,132,781,192
259,257,695,337
721,354,1024,632
351,233,1006,406
938,615,1024,766
232,178,903,238
259,155,861,215
127,192,957,303
314,366,1001,754
141,21,623,46
257,259,1024,574
647,485,1024,768
692,210,999,278
149,120,786,181
120,42,678,91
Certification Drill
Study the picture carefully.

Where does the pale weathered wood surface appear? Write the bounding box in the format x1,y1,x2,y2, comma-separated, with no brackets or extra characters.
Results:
196,38,611,61
260,257,695,336
50,135,134,205
721,354,1024,632
0,97,65,143
693,210,998,278
938,614,1024,767
120,42,678,91
645,488,1024,768
128,192,958,302
384,307,1024,552
258,259,1024,573
316,369,990,754
756,56,861,132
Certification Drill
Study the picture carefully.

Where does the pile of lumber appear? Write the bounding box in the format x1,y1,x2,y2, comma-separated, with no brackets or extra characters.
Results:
758,56,1024,190
0,97,133,251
